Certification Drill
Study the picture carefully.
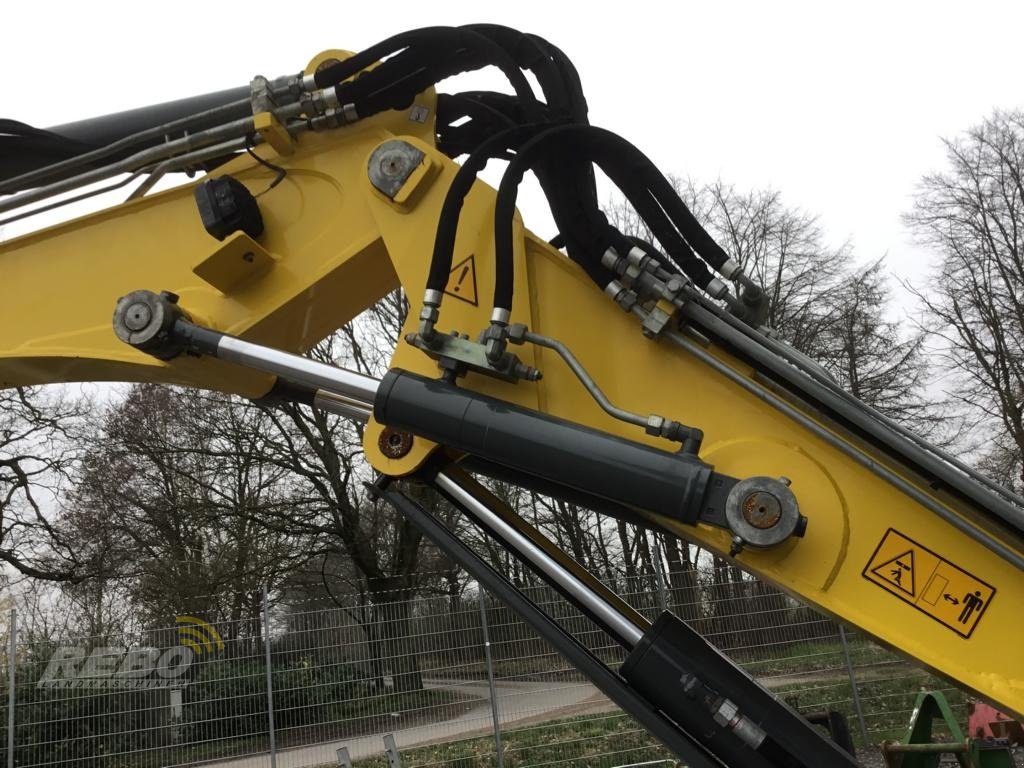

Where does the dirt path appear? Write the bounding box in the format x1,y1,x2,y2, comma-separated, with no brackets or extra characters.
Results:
199,679,601,768
197,664,912,768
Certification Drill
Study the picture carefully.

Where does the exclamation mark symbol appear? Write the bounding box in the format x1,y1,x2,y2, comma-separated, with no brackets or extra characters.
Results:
453,265,469,293
444,255,478,305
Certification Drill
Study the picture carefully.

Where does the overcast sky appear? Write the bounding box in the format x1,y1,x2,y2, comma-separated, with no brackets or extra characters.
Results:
5,0,1024,291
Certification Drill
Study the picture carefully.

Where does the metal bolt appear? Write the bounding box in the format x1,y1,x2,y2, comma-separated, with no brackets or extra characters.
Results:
242,251,255,263
368,140,426,199
123,302,153,331
513,363,542,381
378,428,414,459
778,476,792,487
741,490,783,530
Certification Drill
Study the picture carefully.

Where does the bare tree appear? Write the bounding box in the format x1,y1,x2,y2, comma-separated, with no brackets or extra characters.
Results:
906,109,1024,489
247,293,445,692
67,384,311,629
811,260,947,440
677,180,855,352
0,386,90,581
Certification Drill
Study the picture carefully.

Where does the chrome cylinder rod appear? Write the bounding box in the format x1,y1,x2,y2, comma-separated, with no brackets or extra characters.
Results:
213,332,379,411
434,470,646,649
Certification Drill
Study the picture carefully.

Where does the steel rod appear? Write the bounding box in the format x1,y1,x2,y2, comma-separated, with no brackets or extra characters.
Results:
6,608,15,768
262,585,277,768
435,471,646,648
838,625,870,749
478,591,505,768
214,335,380,410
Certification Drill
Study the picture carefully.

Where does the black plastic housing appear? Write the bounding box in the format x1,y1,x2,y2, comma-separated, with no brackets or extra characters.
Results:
193,176,263,241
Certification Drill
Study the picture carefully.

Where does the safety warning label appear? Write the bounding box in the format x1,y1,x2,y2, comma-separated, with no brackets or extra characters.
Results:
444,255,478,305
862,528,995,638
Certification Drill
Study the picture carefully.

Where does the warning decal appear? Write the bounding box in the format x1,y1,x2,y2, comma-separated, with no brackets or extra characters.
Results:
862,529,995,638
444,255,478,305
870,549,915,596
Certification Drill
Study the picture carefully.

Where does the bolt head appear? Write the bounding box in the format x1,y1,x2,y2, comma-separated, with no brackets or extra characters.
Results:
741,491,782,530
123,302,153,331
378,428,414,459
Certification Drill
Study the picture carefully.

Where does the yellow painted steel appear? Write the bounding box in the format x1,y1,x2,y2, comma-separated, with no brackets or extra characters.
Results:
0,67,1021,717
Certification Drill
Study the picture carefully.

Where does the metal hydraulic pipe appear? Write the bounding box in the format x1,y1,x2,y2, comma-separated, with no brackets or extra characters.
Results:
652,313,1024,572
0,102,307,216
678,290,1024,524
2,95,251,193
520,329,649,430
0,118,252,214
434,470,646,648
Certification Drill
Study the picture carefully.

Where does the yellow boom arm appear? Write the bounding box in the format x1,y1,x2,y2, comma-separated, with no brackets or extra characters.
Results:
2,46,1021,727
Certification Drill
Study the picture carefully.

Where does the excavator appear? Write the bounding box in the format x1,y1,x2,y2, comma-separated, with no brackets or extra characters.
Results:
1,25,1021,767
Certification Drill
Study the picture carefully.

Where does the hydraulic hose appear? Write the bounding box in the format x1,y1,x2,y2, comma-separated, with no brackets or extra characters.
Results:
493,126,723,313
427,124,547,296
312,27,544,122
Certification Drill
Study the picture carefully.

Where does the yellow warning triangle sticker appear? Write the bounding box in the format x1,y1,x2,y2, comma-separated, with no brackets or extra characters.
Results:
870,549,915,596
444,255,478,306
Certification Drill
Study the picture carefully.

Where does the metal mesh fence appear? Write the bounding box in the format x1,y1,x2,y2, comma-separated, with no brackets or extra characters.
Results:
0,564,970,768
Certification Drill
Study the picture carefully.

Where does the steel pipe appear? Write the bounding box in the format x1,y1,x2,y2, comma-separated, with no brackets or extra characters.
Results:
434,470,646,648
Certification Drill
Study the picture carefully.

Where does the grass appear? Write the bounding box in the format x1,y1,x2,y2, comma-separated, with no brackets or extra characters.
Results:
341,675,959,768
350,712,675,768
92,639,966,767
777,670,967,744
734,638,895,677
148,689,474,768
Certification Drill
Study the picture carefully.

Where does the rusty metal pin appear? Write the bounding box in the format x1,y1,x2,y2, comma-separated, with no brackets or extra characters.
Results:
741,491,782,530
378,427,414,459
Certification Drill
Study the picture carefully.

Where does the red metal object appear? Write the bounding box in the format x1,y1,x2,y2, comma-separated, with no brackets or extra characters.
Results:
968,700,1024,742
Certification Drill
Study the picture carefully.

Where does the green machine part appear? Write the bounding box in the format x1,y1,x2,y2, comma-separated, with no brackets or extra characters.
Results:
881,691,1017,768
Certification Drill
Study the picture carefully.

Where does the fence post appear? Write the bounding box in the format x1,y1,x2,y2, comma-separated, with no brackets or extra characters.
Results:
653,538,668,614
478,590,505,768
262,584,278,768
6,608,15,768
383,733,402,768
838,625,869,748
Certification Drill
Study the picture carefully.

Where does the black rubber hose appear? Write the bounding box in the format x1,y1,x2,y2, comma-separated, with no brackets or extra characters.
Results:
493,126,719,311
339,44,485,117
550,130,717,287
435,93,522,158
468,25,581,120
492,125,592,310
576,129,730,272
621,151,730,272
429,120,617,304
426,123,547,295
314,27,459,86
613,186,716,289
314,26,544,122
467,25,600,258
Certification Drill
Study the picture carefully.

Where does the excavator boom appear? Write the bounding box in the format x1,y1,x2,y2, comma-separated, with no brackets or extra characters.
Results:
1,26,1021,766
